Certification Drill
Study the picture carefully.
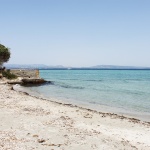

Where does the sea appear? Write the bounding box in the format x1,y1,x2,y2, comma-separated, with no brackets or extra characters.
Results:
15,69,150,122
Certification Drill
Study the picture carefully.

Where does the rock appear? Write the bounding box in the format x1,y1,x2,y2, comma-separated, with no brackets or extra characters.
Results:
33,135,39,137
22,78,47,85
10,86,14,90
7,81,23,84
37,139,45,143
7,77,52,86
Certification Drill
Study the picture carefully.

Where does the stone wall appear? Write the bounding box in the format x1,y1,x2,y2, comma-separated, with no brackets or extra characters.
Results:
10,69,39,78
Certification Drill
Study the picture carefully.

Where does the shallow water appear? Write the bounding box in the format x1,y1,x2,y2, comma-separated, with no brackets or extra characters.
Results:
19,70,150,121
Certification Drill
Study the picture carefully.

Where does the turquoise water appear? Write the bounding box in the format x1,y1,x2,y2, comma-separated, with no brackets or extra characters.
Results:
22,70,150,121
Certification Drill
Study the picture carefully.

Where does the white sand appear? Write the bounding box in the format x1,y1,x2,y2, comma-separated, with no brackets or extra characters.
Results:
0,82,150,150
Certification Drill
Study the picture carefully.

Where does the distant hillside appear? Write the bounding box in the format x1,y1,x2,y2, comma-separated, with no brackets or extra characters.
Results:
4,64,65,69
91,65,150,69
4,64,150,70
4,64,49,69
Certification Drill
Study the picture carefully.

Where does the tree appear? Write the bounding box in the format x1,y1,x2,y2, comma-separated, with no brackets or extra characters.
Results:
0,44,11,68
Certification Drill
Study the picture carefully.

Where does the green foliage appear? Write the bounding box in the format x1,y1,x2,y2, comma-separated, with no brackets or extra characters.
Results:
0,44,11,66
2,70,17,80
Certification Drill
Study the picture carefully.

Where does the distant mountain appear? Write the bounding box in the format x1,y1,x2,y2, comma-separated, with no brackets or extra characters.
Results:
91,65,150,69
4,64,49,69
4,64,65,69
4,64,150,70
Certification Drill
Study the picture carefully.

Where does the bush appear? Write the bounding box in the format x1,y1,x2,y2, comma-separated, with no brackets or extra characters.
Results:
2,70,17,79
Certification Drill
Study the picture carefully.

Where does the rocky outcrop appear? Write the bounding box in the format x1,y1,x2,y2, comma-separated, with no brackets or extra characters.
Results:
10,70,39,78
7,80,23,84
7,78,52,86
6,70,51,86
22,78,46,85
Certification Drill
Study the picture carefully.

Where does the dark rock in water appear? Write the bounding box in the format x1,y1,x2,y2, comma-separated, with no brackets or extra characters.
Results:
7,78,52,86
7,81,23,84
43,81,54,85
22,78,46,85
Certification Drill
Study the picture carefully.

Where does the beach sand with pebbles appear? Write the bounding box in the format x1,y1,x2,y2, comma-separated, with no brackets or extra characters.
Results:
0,80,150,150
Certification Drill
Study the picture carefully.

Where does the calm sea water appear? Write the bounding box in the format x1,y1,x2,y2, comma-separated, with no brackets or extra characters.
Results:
18,70,150,121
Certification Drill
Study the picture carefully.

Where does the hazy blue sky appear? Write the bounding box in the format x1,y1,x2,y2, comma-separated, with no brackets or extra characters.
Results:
0,0,150,67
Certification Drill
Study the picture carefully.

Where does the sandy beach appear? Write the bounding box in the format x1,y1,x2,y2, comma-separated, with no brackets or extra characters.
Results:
0,81,150,150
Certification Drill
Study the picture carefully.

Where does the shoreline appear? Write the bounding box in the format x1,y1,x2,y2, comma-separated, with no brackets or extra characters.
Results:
0,82,150,149
13,84,150,124
19,92,150,126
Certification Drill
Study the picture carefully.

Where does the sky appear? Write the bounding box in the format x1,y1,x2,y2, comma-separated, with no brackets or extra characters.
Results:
0,0,150,67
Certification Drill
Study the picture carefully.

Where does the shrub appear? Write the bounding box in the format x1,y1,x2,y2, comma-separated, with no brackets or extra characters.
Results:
2,70,17,79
